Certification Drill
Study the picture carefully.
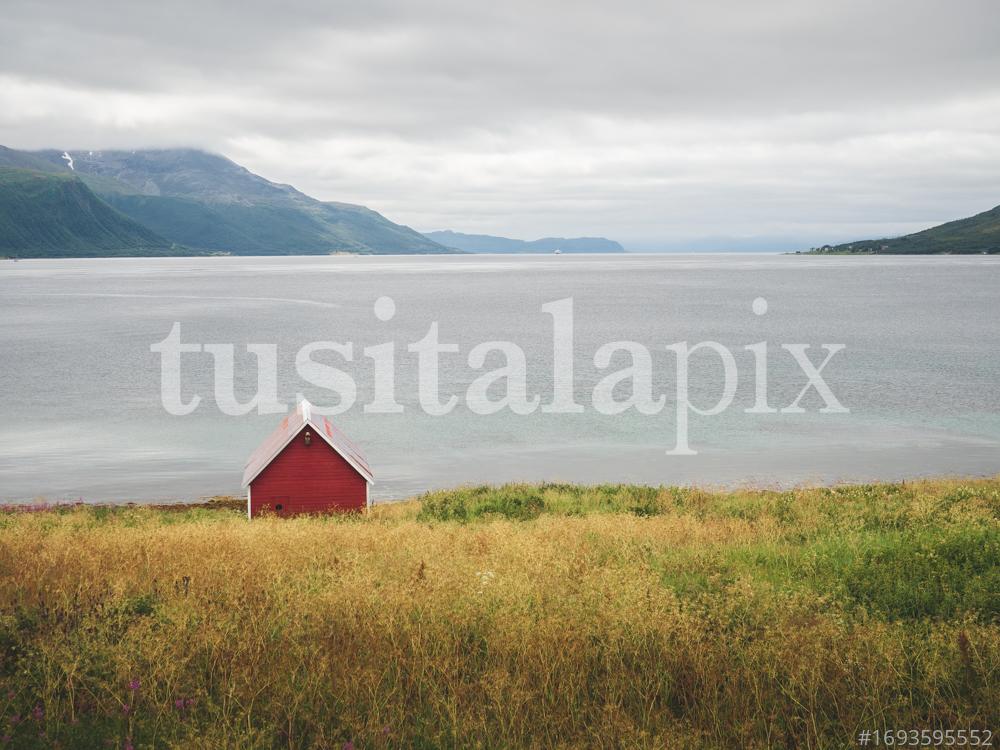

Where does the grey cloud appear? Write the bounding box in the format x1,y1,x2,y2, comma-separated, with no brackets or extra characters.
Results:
1,0,999,247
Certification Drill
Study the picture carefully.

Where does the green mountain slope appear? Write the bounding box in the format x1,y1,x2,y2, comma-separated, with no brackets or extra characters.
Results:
0,145,68,173
424,230,624,253
0,168,179,257
0,147,450,255
811,204,1000,254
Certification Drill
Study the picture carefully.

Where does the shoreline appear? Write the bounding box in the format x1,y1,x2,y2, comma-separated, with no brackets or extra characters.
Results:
3,474,998,513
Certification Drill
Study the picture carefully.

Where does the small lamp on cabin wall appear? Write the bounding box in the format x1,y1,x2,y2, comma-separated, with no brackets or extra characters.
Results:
304,430,312,446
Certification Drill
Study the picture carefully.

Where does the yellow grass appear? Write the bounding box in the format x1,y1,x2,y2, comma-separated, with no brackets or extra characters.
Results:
0,477,998,748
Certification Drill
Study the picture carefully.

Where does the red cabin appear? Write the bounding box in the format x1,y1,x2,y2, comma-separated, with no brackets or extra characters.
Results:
242,400,374,518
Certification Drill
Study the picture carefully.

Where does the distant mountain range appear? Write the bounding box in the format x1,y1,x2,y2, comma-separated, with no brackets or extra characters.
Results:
0,146,450,257
809,203,1000,254
423,230,624,253
3,143,994,258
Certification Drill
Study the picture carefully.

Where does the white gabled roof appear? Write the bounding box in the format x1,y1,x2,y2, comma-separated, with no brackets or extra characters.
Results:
241,400,374,487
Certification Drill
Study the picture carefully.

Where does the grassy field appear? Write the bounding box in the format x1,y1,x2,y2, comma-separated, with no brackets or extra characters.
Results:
0,479,998,749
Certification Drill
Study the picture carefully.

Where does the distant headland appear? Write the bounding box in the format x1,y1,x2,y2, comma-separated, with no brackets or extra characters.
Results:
802,202,1000,254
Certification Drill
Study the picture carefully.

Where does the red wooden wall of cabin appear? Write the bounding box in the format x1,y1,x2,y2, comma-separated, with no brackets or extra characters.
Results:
249,427,367,517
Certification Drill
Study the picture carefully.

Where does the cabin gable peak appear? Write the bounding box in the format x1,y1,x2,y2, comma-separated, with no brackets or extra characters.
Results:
241,399,374,488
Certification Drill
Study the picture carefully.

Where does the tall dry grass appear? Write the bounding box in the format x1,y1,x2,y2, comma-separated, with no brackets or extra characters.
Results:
0,478,997,748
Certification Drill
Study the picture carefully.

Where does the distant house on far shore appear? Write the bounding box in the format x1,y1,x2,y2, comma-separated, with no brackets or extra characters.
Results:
242,400,374,518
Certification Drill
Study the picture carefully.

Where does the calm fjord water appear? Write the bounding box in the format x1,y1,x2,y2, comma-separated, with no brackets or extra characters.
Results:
1,253,998,503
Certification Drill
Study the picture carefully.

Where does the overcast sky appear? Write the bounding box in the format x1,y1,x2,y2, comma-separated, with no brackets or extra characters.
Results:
2,0,999,249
